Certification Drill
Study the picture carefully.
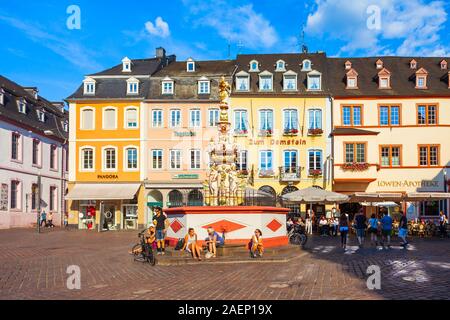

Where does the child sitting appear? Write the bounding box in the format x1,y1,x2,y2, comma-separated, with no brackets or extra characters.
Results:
249,229,264,258
131,224,156,255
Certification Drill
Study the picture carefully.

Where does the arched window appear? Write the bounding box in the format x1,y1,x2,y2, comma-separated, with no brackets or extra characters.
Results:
103,107,117,130
81,108,94,130
103,147,117,171
168,190,183,208
80,147,94,171
125,107,138,128
249,60,259,72
188,189,203,206
124,147,138,170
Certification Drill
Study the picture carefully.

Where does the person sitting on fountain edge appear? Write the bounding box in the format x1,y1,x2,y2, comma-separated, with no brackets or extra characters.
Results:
205,227,224,258
249,229,264,258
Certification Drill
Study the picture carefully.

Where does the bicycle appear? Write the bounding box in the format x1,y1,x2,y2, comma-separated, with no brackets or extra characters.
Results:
287,224,308,247
131,230,156,266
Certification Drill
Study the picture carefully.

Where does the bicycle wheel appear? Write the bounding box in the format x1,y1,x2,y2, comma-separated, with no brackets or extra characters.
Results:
300,234,308,246
147,252,156,266
131,244,141,257
289,234,301,245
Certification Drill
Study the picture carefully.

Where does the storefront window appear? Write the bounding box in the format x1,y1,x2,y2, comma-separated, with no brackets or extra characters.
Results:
79,200,96,230
420,200,444,216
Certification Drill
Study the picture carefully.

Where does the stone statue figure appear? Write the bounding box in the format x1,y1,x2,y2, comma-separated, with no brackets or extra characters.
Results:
229,164,239,205
208,165,219,206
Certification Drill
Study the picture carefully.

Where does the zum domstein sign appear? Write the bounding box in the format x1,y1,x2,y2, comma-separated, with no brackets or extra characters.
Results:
376,179,442,190
248,138,307,146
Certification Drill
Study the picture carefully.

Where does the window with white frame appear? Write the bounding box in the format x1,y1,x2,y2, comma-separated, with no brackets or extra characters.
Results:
283,109,298,132
81,108,94,130
11,132,21,161
308,109,322,129
236,74,250,91
198,80,210,94
284,150,298,169
208,109,219,127
234,110,248,133
83,78,96,95
302,60,312,71
162,79,174,94
276,60,286,71
152,149,163,169
103,108,117,129
10,180,21,210
189,109,201,128
32,139,41,167
125,147,138,170
103,148,117,170
31,183,38,211
49,186,57,212
237,150,248,171
187,59,195,72
259,109,273,131
283,74,297,91
127,79,139,95
170,150,181,169
170,109,181,127
50,145,57,170
249,60,259,72
0,88,4,105
62,121,69,132
190,149,201,169
307,72,322,90
259,74,273,91
17,98,26,114
122,57,131,72
152,109,163,127
308,149,323,172
259,150,273,171
81,147,94,170
37,110,45,122
125,108,138,128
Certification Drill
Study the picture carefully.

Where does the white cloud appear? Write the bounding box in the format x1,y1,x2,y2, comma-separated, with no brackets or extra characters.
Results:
305,0,449,56
0,15,102,71
184,1,279,50
145,17,170,38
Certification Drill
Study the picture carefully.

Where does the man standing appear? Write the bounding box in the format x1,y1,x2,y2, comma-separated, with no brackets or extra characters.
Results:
153,207,168,255
380,212,393,249
40,210,47,228
398,211,408,248
439,211,448,238
354,209,367,247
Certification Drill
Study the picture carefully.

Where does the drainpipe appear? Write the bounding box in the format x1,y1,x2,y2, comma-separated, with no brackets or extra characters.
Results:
329,95,334,190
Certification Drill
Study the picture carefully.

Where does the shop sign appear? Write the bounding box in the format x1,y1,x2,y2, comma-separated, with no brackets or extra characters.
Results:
249,138,307,146
173,174,199,179
174,131,196,137
97,174,119,180
376,180,440,189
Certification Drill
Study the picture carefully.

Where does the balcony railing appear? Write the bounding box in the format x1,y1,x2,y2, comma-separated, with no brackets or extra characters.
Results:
279,166,302,182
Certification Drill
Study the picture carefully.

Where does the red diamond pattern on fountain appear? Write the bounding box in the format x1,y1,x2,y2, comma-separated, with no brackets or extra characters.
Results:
170,219,183,234
202,220,246,233
266,219,282,232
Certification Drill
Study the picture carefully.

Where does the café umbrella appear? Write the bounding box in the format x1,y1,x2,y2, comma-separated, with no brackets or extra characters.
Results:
282,187,349,204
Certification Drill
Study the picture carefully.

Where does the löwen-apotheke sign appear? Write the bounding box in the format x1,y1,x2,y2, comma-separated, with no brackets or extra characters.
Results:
376,180,441,189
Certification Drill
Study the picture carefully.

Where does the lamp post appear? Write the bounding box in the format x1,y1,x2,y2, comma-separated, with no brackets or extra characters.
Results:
444,169,448,214
37,171,41,234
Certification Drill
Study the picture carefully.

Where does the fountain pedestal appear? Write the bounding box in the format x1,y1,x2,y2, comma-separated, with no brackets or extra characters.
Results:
164,206,289,248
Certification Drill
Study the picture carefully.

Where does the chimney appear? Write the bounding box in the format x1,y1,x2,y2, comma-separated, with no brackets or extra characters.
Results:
156,47,166,59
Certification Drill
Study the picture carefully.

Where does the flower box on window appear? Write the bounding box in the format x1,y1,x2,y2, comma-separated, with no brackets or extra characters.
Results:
258,129,273,137
309,169,323,177
238,169,249,177
259,169,275,178
308,128,323,136
234,129,248,136
283,128,299,136
342,162,369,171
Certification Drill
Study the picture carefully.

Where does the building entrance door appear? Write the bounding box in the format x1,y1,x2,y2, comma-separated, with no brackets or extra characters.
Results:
101,203,116,231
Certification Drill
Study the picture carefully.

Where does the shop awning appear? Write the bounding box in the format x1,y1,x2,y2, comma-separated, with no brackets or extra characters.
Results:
404,192,450,201
66,184,140,200
282,187,349,204
349,192,403,202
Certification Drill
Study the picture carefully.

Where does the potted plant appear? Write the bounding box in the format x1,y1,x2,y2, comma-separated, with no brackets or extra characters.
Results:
234,128,248,136
283,128,299,136
308,128,324,136
309,169,323,176
258,129,273,137
342,162,370,171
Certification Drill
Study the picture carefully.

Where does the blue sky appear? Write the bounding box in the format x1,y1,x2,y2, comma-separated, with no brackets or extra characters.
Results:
1,0,449,101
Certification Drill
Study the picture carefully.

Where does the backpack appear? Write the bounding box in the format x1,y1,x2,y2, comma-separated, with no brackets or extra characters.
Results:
174,238,185,251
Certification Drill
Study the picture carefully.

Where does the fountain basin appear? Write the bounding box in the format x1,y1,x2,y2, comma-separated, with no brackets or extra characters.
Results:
164,206,289,248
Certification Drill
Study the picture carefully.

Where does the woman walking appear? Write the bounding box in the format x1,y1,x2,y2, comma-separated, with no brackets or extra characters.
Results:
339,214,350,251
368,214,379,246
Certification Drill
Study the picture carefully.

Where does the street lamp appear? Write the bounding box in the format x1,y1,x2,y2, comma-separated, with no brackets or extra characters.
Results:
37,171,41,234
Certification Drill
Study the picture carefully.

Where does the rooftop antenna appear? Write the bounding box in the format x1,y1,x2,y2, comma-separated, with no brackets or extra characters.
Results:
300,27,308,54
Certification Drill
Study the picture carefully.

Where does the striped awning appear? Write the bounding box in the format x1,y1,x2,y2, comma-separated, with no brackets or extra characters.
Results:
66,183,140,200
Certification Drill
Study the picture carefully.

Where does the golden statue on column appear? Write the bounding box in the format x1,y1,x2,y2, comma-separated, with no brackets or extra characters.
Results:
205,77,245,206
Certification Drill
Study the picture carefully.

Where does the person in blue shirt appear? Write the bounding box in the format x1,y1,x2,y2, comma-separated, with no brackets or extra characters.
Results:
205,227,224,258
380,212,393,248
398,211,409,248
368,214,379,246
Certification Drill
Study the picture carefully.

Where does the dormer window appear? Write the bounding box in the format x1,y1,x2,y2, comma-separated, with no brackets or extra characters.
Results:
345,61,352,70
36,109,45,122
235,71,250,91
17,98,26,114
249,60,259,72
276,60,286,72
448,71,450,88
122,57,131,72
302,59,312,71
0,88,4,105
410,59,417,69
198,77,210,94
307,70,322,91
415,68,428,89
259,71,273,91
162,77,174,95
376,59,383,69
440,60,448,70
283,71,297,91
187,58,195,72
346,69,358,89
62,121,69,132
378,68,391,89
127,77,139,95
83,77,96,95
